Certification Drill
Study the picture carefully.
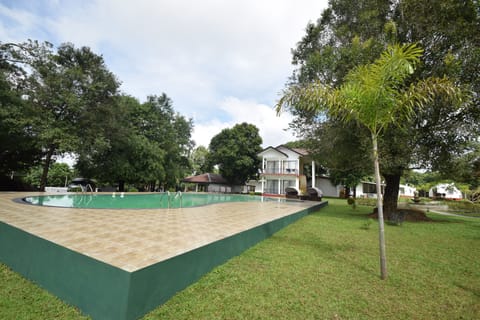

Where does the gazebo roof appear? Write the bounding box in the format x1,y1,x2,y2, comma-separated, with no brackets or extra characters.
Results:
182,173,228,184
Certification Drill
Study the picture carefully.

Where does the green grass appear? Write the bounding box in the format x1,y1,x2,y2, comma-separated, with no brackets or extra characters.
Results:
1,198,480,319
0,263,88,319
445,200,480,217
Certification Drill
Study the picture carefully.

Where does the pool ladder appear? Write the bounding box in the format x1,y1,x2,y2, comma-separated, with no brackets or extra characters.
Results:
81,183,95,195
166,191,183,208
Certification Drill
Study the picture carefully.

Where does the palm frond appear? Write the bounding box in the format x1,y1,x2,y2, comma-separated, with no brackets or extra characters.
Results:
276,80,332,115
277,43,468,136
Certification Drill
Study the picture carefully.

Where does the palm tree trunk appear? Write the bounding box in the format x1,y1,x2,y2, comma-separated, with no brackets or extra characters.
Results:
372,133,387,280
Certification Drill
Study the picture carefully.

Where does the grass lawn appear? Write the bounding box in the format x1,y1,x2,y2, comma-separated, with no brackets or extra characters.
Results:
1,198,479,319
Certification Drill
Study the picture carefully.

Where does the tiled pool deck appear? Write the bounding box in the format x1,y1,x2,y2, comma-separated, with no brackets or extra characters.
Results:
0,192,327,320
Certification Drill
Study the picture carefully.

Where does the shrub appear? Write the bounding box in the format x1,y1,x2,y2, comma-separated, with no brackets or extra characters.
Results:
447,200,480,214
355,197,377,207
347,197,356,210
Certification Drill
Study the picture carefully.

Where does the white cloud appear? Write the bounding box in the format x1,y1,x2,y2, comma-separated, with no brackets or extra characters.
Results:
192,97,295,148
1,0,329,150
45,0,328,102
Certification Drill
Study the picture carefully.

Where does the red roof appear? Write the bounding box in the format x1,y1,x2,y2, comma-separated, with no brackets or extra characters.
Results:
182,173,228,184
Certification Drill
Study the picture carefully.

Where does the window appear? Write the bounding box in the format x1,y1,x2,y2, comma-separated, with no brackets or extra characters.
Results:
283,160,298,174
281,179,296,194
265,180,279,194
265,161,279,174
362,183,384,194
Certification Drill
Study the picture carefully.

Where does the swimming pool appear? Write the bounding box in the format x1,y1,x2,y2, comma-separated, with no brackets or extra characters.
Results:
23,193,292,209
3,192,327,320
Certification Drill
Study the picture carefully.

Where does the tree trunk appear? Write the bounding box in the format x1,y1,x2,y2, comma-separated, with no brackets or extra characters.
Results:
118,180,125,192
372,134,387,280
383,173,401,221
39,146,55,192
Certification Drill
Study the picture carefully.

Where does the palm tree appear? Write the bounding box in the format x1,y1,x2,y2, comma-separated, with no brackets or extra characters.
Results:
277,43,467,280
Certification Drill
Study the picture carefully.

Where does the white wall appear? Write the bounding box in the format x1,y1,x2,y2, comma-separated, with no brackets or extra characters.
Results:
315,177,341,197
399,184,416,197
207,184,231,193
45,187,69,193
429,183,462,199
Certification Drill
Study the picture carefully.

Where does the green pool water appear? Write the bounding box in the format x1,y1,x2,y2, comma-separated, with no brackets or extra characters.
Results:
23,193,291,209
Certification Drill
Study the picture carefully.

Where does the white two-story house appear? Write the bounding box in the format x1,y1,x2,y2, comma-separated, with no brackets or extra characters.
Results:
253,145,316,196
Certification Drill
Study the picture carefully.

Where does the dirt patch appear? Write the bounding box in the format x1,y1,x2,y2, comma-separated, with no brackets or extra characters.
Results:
369,207,432,222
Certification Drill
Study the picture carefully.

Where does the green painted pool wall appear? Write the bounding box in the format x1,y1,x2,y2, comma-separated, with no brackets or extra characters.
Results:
0,221,131,320
0,201,327,320
126,201,328,319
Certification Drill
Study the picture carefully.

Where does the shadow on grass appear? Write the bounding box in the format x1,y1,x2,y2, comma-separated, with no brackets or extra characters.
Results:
270,232,356,255
270,233,380,278
310,208,370,221
455,283,480,298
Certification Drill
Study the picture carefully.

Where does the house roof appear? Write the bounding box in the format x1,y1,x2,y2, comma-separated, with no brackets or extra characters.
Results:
258,145,310,158
289,147,309,156
258,146,289,157
182,173,228,184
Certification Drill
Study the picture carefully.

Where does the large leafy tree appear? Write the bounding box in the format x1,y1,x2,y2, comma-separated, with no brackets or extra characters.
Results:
208,123,262,185
0,40,120,190
1,41,195,191
285,0,480,215
190,146,212,175
0,45,42,175
75,95,155,191
138,94,194,190
278,43,467,280
24,162,73,188
76,94,194,191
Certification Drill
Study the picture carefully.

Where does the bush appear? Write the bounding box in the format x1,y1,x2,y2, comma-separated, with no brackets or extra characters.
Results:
355,197,377,207
347,197,356,210
447,200,480,214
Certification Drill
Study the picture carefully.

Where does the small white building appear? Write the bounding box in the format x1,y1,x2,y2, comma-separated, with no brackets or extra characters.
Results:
429,183,463,200
315,176,343,198
182,173,232,193
354,181,385,198
399,184,417,197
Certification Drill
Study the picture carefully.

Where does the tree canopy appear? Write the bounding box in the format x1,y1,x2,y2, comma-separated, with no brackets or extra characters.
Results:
1,40,195,191
75,94,194,191
208,123,262,185
279,42,467,280
283,0,480,213
1,40,120,190
190,146,212,175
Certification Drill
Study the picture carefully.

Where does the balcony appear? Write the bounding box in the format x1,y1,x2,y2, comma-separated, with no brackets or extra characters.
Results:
262,168,298,175
262,159,300,175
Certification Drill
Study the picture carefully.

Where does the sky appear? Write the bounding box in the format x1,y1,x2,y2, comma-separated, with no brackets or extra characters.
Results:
0,0,328,148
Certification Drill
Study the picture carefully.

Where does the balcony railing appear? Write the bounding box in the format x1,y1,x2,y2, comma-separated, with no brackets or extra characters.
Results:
262,168,298,175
